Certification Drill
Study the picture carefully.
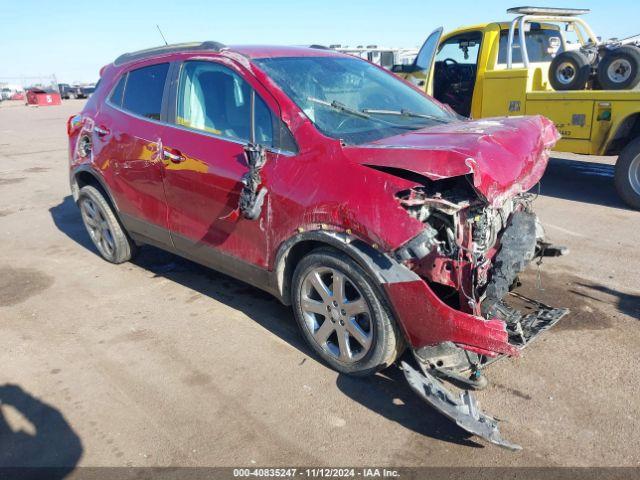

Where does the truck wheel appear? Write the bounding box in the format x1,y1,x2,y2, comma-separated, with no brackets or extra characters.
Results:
549,51,591,91
615,137,640,209
597,46,640,90
78,185,137,263
291,248,403,376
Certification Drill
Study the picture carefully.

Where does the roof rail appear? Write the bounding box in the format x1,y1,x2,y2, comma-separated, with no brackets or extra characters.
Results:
113,41,226,66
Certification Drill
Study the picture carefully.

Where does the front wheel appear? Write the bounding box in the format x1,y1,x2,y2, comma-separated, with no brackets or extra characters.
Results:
291,248,403,376
615,138,640,209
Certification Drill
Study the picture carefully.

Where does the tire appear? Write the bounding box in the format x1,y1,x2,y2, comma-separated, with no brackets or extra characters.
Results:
291,247,403,376
549,50,591,91
615,137,640,209
77,185,137,263
597,46,640,90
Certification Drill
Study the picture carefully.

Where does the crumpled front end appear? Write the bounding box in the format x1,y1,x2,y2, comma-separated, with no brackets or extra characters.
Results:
372,118,568,450
388,177,567,359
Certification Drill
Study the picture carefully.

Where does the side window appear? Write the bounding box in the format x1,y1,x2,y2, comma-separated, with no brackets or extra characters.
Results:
121,63,169,120
497,29,562,64
176,61,273,146
109,74,127,107
436,33,482,65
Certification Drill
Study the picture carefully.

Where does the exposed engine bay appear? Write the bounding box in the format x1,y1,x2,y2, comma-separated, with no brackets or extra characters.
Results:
393,174,568,450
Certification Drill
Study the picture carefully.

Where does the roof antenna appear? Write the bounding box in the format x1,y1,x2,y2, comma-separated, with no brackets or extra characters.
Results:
156,24,169,46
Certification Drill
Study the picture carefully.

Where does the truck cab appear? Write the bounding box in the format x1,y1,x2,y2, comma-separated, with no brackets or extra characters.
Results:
397,8,640,209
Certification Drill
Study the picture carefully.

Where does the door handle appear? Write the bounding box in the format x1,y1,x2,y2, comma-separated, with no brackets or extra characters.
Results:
162,148,185,163
94,125,110,136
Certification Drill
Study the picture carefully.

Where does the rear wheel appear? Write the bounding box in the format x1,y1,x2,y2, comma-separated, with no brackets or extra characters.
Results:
597,46,640,90
291,248,403,376
78,185,136,263
549,50,591,91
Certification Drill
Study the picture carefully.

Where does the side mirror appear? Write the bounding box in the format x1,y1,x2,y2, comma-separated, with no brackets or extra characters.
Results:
236,90,269,220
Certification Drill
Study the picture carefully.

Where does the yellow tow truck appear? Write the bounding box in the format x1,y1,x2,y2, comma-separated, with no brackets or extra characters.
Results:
394,7,640,209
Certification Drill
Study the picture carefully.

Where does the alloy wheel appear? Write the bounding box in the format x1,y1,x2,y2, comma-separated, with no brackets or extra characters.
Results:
80,197,116,258
299,267,373,363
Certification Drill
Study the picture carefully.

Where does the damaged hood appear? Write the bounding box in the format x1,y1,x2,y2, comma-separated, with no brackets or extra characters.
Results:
345,115,559,206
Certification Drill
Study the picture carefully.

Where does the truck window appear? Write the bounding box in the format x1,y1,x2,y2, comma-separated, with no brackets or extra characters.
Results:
433,31,483,117
497,28,562,64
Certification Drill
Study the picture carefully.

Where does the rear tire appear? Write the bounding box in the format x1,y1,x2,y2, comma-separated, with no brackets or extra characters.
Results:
597,46,640,90
549,50,591,91
615,138,640,209
291,248,403,376
78,185,137,263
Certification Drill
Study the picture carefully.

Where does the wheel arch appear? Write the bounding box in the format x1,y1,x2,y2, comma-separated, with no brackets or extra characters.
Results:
70,166,125,227
604,112,640,156
273,230,420,305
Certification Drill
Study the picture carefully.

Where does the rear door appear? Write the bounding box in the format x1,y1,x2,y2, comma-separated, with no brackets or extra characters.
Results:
97,62,172,245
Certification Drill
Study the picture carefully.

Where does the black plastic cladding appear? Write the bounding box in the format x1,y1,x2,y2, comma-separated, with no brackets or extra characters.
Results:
113,41,226,66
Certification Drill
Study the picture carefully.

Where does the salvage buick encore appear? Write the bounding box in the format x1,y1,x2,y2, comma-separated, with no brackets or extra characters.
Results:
67,42,568,449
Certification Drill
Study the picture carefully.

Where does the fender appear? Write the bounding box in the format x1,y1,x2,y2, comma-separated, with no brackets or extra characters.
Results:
273,229,420,305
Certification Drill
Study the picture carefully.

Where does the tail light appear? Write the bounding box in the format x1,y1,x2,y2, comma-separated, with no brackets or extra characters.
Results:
67,114,82,136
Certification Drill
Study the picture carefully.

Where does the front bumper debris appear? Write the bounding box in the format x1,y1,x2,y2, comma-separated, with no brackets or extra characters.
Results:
402,294,568,451
486,292,569,348
401,361,522,451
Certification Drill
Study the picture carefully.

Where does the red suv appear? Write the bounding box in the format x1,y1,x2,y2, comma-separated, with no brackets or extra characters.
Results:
68,42,566,449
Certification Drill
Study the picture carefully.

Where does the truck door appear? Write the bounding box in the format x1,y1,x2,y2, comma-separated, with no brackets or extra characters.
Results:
394,28,442,95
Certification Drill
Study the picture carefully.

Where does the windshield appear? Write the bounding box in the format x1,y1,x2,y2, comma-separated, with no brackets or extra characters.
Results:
254,56,456,145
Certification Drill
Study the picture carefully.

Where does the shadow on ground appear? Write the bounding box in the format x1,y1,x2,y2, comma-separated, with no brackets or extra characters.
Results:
49,195,479,449
539,156,630,210
0,384,82,479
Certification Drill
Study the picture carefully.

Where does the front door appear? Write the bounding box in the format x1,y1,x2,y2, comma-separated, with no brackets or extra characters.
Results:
160,59,280,269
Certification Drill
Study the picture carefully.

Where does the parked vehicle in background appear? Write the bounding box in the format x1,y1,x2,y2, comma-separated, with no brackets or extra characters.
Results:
328,45,418,69
68,41,568,450
1,88,12,100
58,83,73,99
395,7,640,209
60,83,96,99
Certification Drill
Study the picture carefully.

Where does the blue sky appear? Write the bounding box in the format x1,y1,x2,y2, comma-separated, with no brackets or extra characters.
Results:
1,0,638,83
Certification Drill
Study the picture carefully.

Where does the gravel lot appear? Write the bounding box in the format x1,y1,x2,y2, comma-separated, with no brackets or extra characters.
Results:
1,100,639,469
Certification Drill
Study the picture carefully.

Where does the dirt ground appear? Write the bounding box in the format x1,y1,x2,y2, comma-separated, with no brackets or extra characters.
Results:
0,100,639,469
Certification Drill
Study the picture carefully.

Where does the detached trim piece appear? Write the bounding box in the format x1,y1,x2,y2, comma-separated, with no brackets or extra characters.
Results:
401,361,522,451
114,41,226,66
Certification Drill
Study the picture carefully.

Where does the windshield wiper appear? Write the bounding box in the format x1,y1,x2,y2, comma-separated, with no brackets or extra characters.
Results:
307,97,371,119
362,108,452,123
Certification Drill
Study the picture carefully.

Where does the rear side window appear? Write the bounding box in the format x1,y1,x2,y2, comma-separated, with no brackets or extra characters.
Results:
109,75,126,107
121,63,169,120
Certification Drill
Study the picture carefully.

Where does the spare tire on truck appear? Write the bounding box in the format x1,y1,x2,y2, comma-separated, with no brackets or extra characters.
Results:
549,50,591,91
597,45,640,90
